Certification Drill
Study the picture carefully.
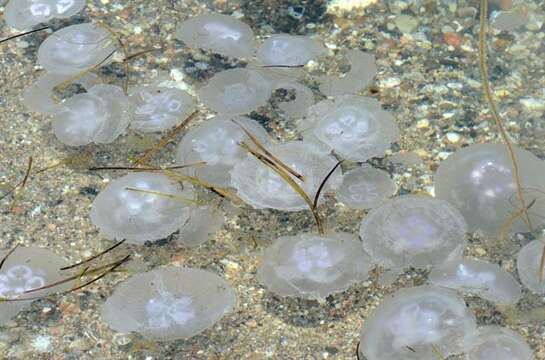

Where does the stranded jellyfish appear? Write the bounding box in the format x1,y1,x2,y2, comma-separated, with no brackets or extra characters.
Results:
359,285,477,360
37,23,116,76
464,326,533,360
434,143,545,236
198,68,273,115
359,195,468,270
0,247,69,325
319,49,378,96
335,165,396,209
102,267,236,340
301,95,399,162
230,141,340,211
429,258,521,305
90,173,192,244
128,86,196,133
516,239,545,295
176,115,271,188
256,34,325,67
5,0,86,30
175,13,256,59
257,232,373,299
52,84,130,146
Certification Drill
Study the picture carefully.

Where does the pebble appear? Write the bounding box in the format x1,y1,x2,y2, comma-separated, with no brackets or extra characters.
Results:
394,14,419,33
446,132,461,144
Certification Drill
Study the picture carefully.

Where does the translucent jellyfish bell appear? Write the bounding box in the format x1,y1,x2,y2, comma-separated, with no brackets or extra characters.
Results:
319,49,378,96
102,267,236,340
90,173,192,244
429,258,521,305
128,86,196,133
257,232,373,299
52,84,130,146
359,195,468,269
0,247,69,325
359,285,477,360
435,143,545,236
176,115,271,187
175,13,256,59
256,34,325,67
464,326,533,360
302,95,399,162
5,0,86,30
198,68,273,115
37,23,116,76
230,141,340,211
23,72,101,115
335,165,396,209
516,239,545,294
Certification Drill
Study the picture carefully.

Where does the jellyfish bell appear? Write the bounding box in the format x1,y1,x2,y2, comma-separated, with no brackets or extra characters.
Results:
434,143,545,236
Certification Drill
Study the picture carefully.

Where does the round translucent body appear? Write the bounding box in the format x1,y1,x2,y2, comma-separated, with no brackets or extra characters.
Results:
52,84,130,146
128,86,196,133
336,165,396,209
465,326,533,360
304,95,399,161
516,239,545,294
319,50,377,96
0,247,69,325
23,72,100,115
429,258,521,305
256,34,325,67
257,232,373,299
90,173,191,244
274,81,315,119
198,68,273,115
359,285,477,360
37,23,116,75
176,116,271,187
175,13,256,58
230,141,340,211
5,0,86,30
176,206,224,248
435,143,545,236
102,267,236,340
359,195,468,268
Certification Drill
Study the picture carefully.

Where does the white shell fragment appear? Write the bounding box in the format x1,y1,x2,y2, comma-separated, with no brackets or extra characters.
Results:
230,141,340,211
175,13,256,58
302,95,399,161
319,50,377,96
52,84,130,146
198,68,273,115
464,326,533,360
435,143,545,236
257,34,325,67
257,232,373,299
176,115,271,187
516,239,545,295
429,258,521,305
90,173,192,244
335,165,396,209
37,23,116,76
5,0,86,30
359,195,468,269
0,247,69,325
359,285,477,360
128,86,196,133
102,267,236,340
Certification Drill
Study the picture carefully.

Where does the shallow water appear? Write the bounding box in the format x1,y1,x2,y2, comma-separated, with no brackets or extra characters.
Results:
1,0,544,359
